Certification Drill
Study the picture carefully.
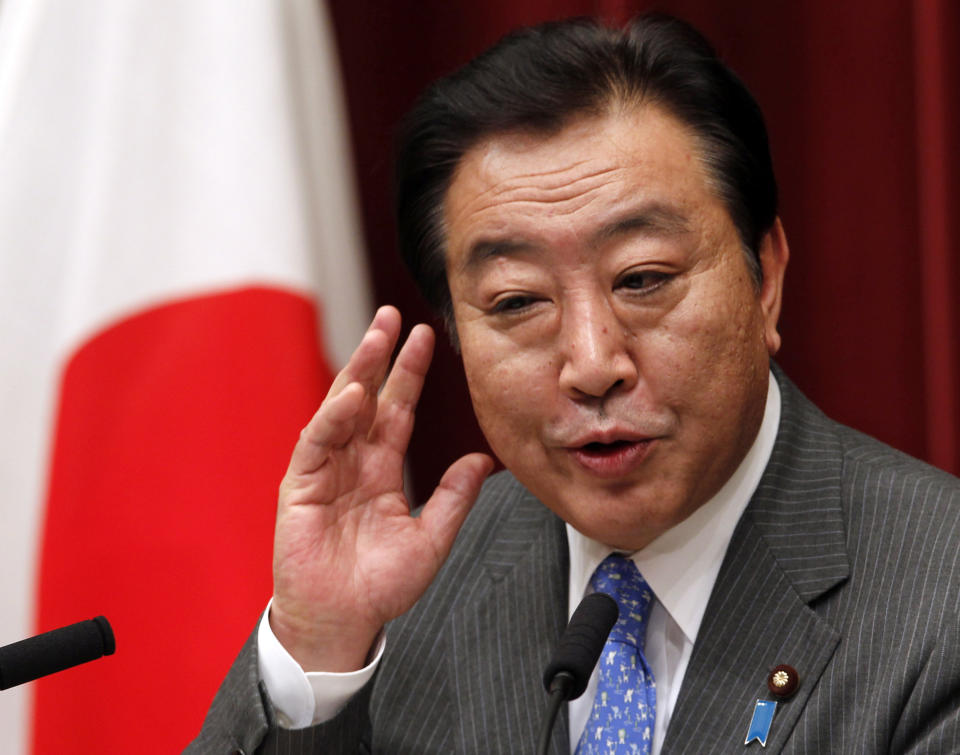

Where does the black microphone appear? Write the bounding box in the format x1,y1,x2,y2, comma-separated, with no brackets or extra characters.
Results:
0,616,115,690
537,593,618,755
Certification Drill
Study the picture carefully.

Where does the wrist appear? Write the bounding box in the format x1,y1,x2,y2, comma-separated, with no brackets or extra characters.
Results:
268,601,381,673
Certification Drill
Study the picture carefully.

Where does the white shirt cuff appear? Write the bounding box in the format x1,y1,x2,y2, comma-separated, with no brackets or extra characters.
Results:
257,599,385,728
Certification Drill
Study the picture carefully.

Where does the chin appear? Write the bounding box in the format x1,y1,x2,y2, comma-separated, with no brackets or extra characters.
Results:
560,501,662,550
580,522,654,551
565,483,700,549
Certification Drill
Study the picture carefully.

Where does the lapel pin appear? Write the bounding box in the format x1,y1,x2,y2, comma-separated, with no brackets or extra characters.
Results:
767,664,799,698
745,699,777,747
745,665,800,746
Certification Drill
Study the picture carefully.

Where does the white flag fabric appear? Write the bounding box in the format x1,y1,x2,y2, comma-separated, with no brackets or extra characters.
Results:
0,0,370,751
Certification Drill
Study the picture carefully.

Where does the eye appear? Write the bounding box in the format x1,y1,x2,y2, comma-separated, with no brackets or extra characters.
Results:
615,270,671,294
491,294,539,314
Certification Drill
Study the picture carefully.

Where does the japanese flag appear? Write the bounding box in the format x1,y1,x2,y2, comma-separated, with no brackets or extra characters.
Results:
0,1,370,752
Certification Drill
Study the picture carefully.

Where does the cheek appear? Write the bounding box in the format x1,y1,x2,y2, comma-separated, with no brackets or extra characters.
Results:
648,287,767,408
461,338,555,448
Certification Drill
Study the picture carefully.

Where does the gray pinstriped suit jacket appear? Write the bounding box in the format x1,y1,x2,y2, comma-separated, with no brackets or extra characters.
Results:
188,369,960,753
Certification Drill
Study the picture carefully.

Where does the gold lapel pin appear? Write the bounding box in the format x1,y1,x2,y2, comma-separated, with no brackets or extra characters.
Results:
767,664,799,699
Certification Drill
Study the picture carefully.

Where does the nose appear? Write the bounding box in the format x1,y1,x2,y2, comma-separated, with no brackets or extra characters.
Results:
557,296,638,400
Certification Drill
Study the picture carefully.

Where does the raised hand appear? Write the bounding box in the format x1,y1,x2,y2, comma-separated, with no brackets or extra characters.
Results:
269,306,493,672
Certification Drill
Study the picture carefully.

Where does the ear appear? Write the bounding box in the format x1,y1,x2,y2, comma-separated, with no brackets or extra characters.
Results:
757,217,789,356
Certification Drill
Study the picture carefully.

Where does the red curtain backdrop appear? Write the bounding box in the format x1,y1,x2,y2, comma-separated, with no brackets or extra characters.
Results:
326,0,960,500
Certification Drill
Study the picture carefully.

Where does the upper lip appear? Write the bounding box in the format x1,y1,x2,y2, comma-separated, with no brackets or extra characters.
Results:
564,429,655,448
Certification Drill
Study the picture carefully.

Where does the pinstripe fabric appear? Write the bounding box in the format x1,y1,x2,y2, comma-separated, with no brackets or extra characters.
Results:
186,367,960,753
183,629,270,754
369,477,570,753
664,367,960,754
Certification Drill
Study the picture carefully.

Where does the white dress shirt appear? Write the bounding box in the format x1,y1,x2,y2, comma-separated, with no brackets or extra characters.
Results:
259,373,781,753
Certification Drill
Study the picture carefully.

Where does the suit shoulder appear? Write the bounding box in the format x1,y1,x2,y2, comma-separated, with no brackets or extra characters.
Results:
834,422,960,512
773,366,960,516
763,370,960,603
830,423,960,617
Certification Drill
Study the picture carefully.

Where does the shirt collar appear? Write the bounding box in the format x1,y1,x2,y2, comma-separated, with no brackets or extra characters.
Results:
566,371,781,644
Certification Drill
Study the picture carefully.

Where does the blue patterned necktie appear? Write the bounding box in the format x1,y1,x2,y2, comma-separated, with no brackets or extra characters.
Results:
575,554,657,755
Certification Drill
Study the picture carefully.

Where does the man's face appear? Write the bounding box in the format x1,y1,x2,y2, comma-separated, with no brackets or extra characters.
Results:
444,106,787,550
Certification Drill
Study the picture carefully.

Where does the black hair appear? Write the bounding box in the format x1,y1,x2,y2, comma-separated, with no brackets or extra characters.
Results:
395,14,778,329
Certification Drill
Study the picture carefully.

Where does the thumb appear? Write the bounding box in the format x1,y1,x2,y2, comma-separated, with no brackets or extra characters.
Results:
418,453,495,561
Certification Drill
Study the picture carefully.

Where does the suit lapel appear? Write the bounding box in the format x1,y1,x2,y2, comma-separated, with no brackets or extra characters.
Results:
448,485,572,754
663,370,850,753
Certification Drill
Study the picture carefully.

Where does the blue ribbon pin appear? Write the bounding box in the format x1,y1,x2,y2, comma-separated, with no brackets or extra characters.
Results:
745,699,777,746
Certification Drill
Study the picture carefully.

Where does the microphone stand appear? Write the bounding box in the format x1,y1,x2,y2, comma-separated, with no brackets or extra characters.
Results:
537,671,574,755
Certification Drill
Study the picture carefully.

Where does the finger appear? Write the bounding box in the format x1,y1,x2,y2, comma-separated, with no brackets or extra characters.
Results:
327,306,402,400
417,453,495,563
287,382,365,475
368,323,435,452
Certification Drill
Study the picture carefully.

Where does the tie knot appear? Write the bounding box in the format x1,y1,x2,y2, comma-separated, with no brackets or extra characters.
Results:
589,554,654,649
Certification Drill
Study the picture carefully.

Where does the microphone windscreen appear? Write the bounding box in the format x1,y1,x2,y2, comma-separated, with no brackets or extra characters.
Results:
542,592,618,700
0,616,115,690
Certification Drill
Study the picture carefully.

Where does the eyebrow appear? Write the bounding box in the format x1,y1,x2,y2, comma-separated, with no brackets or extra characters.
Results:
592,204,690,244
460,203,691,272
461,239,533,271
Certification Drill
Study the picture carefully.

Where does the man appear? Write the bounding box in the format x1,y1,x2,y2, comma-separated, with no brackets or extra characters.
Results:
189,15,960,754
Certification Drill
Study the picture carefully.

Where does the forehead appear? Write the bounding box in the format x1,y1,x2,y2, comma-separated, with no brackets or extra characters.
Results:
442,105,723,265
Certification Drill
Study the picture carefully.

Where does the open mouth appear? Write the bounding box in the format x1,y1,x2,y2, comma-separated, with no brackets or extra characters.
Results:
570,438,654,476
581,439,635,454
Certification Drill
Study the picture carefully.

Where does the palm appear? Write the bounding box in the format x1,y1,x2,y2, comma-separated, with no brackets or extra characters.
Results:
270,307,492,671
